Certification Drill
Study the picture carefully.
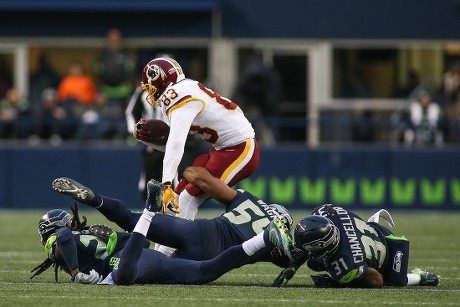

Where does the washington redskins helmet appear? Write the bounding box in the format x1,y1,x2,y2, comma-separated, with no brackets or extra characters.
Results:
141,57,185,108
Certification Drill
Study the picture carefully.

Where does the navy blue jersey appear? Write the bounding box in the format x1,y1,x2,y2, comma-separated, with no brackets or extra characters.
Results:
311,205,392,284
150,189,288,261
217,189,285,242
48,228,132,277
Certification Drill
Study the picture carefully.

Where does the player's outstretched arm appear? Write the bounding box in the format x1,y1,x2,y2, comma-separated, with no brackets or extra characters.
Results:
183,166,237,205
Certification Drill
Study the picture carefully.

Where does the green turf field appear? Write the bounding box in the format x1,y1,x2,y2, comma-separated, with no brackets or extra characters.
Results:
0,208,459,306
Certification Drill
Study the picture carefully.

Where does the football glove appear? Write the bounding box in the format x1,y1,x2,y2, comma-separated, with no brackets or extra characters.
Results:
270,247,291,268
73,269,103,284
133,119,153,146
162,183,180,214
311,274,344,288
272,264,298,287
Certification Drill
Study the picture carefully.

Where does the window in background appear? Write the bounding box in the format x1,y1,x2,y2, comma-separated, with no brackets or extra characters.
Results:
0,53,13,98
332,47,444,100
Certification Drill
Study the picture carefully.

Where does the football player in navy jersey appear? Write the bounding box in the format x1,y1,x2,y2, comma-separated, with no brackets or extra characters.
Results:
32,180,293,285
52,166,292,264
272,204,440,288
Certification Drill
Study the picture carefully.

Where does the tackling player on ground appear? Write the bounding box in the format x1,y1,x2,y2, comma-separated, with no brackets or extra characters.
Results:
32,179,293,285
51,167,292,265
272,204,440,288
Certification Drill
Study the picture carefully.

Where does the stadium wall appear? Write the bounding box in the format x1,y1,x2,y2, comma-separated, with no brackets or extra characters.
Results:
0,145,459,210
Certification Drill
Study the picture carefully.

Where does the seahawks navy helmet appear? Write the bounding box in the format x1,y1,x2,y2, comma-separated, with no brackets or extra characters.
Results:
38,209,72,245
269,204,293,230
293,215,340,258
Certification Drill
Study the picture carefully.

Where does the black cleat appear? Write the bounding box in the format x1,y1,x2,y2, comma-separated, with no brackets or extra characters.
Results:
145,179,163,212
89,224,114,243
267,217,295,261
52,177,96,205
411,268,440,286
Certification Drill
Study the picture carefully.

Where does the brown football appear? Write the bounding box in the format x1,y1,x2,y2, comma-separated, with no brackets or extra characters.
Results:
135,119,170,146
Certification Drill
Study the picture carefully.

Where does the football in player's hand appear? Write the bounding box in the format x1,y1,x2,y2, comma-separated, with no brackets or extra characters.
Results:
134,118,170,146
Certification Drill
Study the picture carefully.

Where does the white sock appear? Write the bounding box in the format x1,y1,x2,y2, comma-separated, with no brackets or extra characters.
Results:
132,209,155,236
242,232,266,256
177,190,203,220
154,244,176,256
406,273,422,286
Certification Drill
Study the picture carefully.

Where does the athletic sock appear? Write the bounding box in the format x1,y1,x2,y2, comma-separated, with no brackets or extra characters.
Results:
242,232,266,256
177,190,202,220
406,273,422,286
154,244,176,256
132,209,155,236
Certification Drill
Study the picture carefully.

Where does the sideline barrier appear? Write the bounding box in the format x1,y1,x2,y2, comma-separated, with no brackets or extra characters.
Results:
236,146,460,210
0,144,142,209
0,144,459,209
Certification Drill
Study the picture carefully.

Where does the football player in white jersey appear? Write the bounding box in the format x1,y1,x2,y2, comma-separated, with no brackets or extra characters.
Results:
134,57,260,223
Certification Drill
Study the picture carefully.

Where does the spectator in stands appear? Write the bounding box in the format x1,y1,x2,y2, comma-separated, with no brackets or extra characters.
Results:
401,90,445,146
94,28,136,139
441,60,460,105
29,51,61,107
233,51,282,146
33,87,77,143
57,60,97,106
57,61,107,140
0,88,31,139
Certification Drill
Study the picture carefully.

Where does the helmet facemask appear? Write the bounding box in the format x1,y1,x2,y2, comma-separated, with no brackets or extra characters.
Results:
142,64,167,109
142,82,159,109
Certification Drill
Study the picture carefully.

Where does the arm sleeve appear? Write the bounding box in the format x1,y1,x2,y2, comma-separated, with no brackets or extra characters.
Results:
162,100,202,183
55,227,79,271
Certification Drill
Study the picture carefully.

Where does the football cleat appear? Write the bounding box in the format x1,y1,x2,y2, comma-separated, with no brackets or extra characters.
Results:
267,217,295,261
89,224,114,243
52,177,96,205
145,179,163,212
411,268,440,286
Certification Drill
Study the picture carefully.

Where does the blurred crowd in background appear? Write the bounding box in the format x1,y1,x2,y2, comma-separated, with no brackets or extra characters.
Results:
1,28,460,147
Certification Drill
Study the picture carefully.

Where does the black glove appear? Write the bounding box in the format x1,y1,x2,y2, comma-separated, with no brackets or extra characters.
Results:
270,247,291,268
311,274,344,288
272,264,298,287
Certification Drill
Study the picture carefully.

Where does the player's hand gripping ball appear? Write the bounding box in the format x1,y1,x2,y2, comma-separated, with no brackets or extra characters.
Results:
134,118,170,146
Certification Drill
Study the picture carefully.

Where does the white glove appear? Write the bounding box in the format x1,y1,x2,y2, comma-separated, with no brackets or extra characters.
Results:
73,269,103,284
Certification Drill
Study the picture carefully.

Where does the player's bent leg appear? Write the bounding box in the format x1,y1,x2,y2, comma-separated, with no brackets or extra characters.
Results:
198,230,271,284
53,177,142,231
176,189,205,220
111,232,145,285
147,213,200,249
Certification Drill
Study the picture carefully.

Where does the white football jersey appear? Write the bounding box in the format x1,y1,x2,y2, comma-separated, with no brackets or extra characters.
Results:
160,79,255,149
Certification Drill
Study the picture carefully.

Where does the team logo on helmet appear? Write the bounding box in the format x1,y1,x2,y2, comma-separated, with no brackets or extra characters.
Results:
146,64,163,83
